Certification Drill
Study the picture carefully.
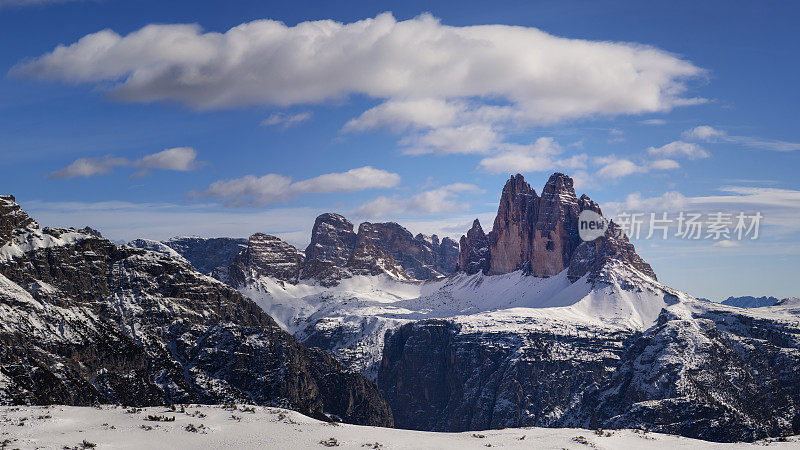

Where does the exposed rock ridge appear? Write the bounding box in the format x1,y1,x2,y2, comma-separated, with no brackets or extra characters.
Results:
301,214,459,285
0,196,393,427
455,219,490,275
228,233,302,286
0,195,37,248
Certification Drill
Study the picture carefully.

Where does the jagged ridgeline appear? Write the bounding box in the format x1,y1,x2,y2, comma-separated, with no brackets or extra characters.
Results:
0,195,392,427
6,171,800,444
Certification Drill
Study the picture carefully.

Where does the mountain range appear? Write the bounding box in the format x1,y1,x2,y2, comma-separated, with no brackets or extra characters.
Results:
2,173,800,443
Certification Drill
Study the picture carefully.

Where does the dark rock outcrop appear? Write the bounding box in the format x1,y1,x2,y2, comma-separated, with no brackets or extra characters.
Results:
356,222,453,279
0,196,393,427
589,306,800,442
377,303,800,441
437,236,459,274
0,195,36,247
378,319,631,431
301,214,459,284
227,233,302,286
301,213,357,285
456,219,490,275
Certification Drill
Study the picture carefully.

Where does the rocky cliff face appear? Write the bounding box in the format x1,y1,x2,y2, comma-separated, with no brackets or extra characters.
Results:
356,222,455,280
589,302,800,442
487,174,538,274
301,213,358,285
378,319,631,432
531,173,581,277
437,236,460,274
456,219,490,275
0,195,35,248
0,196,392,427
377,293,800,441
458,173,653,281
300,214,459,285
568,221,657,282
227,233,302,286
161,236,248,280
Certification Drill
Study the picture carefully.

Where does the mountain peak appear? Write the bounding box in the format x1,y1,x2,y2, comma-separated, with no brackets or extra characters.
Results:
457,173,655,281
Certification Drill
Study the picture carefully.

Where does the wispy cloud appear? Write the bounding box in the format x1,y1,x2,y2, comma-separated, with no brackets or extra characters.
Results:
684,125,800,152
50,147,201,179
355,183,482,218
196,166,401,207
647,140,710,160
477,137,587,174
0,0,83,9
260,112,312,128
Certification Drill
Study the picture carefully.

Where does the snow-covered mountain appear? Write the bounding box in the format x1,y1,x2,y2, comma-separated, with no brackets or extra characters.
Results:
6,171,800,444
0,195,391,427
225,173,800,442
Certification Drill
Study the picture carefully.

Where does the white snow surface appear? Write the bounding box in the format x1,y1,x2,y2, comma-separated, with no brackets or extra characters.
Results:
0,228,87,262
241,261,692,377
3,404,797,450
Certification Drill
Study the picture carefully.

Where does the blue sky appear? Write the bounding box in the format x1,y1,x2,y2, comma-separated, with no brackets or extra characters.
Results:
1,0,799,300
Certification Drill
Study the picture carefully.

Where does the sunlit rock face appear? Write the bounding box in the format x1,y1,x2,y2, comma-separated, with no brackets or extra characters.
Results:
458,172,653,281
227,233,303,286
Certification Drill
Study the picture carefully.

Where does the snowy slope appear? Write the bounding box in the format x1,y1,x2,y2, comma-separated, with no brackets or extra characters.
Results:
3,404,798,450
240,260,688,379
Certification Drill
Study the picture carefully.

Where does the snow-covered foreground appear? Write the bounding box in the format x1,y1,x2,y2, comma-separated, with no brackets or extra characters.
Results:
2,405,798,450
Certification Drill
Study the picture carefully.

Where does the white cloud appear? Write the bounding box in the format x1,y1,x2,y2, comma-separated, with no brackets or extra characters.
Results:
478,137,586,174
355,183,482,218
15,13,705,157
683,125,800,152
261,112,312,128
16,13,703,115
650,159,681,170
49,155,128,179
683,125,726,141
401,123,500,155
198,166,401,207
133,147,199,177
640,119,666,125
343,99,460,132
291,166,401,194
0,0,81,8
596,157,641,179
713,240,741,248
647,140,710,159
604,186,800,231
50,147,201,179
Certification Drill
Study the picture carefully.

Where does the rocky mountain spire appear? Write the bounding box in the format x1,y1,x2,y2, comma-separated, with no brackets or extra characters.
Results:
301,213,357,283
531,172,581,277
457,219,491,275
487,174,538,274
456,173,656,281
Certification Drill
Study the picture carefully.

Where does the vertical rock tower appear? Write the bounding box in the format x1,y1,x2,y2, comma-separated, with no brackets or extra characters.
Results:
457,172,656,281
